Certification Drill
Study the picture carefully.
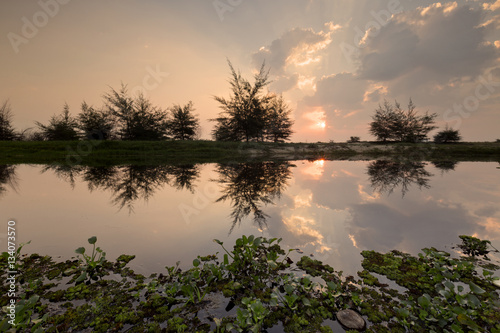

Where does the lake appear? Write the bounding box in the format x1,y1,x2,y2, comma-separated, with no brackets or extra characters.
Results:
1,160,499,276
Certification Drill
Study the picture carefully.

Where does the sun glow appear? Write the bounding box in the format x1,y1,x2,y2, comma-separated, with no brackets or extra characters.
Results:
304,108,327,131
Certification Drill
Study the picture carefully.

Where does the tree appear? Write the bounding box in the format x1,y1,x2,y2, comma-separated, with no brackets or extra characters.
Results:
77,102,115,140
0,100,17,141
167,102,200,140
213,60,274,142
433,127,461,144
264,94,294,142
369,99,437,142
103,84,168,140
36,103,79,140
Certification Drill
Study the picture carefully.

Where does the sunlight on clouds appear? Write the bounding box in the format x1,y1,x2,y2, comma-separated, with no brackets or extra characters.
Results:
349,234,358,249
297,75,316,92
483,0,500,11
282,215,332,253
479,217,500,238
302,159,325,179
324,21,342,32
358,184,380,201
294,191,313,208
304,107,327,130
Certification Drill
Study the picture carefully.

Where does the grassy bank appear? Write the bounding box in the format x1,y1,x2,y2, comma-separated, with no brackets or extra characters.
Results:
0,140,499,165
0,235,499,332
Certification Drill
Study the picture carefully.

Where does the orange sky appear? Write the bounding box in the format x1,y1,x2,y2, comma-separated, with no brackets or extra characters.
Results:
1,0,499,142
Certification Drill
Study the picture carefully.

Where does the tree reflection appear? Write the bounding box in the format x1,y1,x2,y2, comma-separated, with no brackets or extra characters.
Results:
0,165,18,197
214,162,293,232
367,160,433,197
431,160,459,174
44,164,200,212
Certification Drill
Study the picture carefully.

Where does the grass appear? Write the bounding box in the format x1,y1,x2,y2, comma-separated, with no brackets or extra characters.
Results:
0,140,499,165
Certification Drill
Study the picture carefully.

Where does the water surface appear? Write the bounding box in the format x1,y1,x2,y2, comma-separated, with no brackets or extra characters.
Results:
1,160,499,276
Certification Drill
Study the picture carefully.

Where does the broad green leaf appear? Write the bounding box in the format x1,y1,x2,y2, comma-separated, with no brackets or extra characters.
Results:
75,247,85,254
418,294,431,308
468,282,485,294
193,259,200,267
88,236,97,244
213,239,223,245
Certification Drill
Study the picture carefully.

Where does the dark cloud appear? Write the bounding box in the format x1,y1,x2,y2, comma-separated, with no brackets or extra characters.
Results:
359,4,499,82
305,72,368,110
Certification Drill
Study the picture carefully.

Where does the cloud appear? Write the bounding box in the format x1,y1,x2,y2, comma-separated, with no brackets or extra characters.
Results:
483,0,500,11
252,26,334,75
305,72,369,110
358,4,499,82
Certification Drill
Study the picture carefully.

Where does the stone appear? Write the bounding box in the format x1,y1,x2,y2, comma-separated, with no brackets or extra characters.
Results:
336,309,366,331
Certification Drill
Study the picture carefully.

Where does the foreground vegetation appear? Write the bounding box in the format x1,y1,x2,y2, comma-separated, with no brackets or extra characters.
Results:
1,235,499,332
0,140,500,165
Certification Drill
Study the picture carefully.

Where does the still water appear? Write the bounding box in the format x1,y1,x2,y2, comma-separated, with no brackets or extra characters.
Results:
1,160,499,276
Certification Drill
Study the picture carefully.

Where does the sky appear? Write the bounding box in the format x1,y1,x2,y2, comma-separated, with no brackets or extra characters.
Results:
1,0,500,142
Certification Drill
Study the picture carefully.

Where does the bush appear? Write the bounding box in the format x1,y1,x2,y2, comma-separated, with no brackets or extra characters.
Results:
434,127,461,143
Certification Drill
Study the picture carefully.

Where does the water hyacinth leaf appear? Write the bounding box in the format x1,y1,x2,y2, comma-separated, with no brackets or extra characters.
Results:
75,272,87,283
193,259,200,267
75,247,85,254
88,236,97,244
418,294,431,308
213,239,223,245
456,314,482,330
443,280,455,291
466,294,481,308
468,282,486,294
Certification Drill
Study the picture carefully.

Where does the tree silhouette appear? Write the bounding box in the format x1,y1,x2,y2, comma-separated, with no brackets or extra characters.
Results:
0,165,18,197
167,102,200,140
214,162,293,232
367,160,433,197
370,99,437,142
213,60,293,142
103,84,168,140
36,103,79,140
77,102,115,140
0,100,17,141
433,127,462,144
44,164,200,212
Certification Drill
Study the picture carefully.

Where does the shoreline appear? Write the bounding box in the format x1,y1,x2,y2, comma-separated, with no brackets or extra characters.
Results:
0,140,499,165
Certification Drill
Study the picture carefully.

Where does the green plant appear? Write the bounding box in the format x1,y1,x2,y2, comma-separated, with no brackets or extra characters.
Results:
456,235,498,259
0,294,48,333
74,236,107,284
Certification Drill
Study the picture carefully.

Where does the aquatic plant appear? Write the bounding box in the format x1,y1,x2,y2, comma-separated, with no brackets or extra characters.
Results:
0,234,498,332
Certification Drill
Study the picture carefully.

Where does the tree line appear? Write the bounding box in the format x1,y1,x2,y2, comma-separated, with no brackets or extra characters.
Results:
0,84,201,142
0,61,294,143
0,60,467,143
369,99,462,143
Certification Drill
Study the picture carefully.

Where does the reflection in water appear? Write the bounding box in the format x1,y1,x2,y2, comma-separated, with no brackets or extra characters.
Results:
215,162,293,232
431,160,460,174
367,160,433,197
0,165,18,196
43,164,200,212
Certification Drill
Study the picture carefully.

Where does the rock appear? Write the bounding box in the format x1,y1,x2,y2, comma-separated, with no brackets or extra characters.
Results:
336,309,366,331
